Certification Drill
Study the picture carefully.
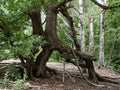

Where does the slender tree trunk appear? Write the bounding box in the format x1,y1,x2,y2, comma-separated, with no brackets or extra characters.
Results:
79,0,85,52
78,0,87,73
98,9,105,67
85,14,96,80
98,0,107,68
88,14,94,55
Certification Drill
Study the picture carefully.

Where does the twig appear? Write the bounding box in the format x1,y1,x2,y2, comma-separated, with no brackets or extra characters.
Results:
62,60,75,83
63,60,65,83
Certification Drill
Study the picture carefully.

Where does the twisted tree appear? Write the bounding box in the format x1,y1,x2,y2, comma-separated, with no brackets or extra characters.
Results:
26,0,98,82
0,0,120,85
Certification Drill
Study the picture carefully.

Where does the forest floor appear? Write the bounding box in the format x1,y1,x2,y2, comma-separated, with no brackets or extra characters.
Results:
0,60,120,90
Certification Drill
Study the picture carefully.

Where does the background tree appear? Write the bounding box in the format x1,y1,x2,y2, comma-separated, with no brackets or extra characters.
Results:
98,0,107,68
88,13,94,55
79,0,85,53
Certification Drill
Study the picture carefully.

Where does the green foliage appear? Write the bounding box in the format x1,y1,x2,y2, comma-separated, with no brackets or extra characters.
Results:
14,79,29,90
0,63,29,89
108,0,120,7
0,78,11,88
0,72,11,88
0,33,12,60
11,35,43,58
49,51,61,62
110,59,120,70
104,3,120,69
6,64,22,80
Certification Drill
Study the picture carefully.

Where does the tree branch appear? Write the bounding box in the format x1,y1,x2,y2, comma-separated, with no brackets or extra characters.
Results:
91,0,108,9
91,0,120,10
28,10,43,35
60,6,80,51
56,0,72,9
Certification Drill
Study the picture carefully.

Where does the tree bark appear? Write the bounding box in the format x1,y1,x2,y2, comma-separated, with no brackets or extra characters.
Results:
98,9,105,68
33,6,58,77
88,14,94,55
34,44,53,77
85,61,98,82
45,6,58,43
28,10,43,35
98,0,107,68
79,0,85,53
78,0,87,73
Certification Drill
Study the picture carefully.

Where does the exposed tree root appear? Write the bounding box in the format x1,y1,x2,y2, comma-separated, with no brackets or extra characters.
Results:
64,56,120,86
96,73,120,84
66,59,120,85
46,67,58,75
105,66,120,74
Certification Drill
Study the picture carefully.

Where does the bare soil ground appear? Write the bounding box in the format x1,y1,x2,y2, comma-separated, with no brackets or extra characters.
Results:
0,61,120,90
28,62,120,90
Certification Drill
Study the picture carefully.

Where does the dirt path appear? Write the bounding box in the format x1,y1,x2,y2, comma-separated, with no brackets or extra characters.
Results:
28,62,120,90
0,60,120,90
47,62,120,78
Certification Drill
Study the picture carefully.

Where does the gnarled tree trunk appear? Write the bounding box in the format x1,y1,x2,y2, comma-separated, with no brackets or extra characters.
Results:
24,0,102,83
33,6,58,77
34,44,53,77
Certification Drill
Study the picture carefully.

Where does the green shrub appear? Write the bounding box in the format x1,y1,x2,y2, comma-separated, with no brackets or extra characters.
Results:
0,74,11,88
14,79,29,90
6,64,22,80
110,59,120,70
